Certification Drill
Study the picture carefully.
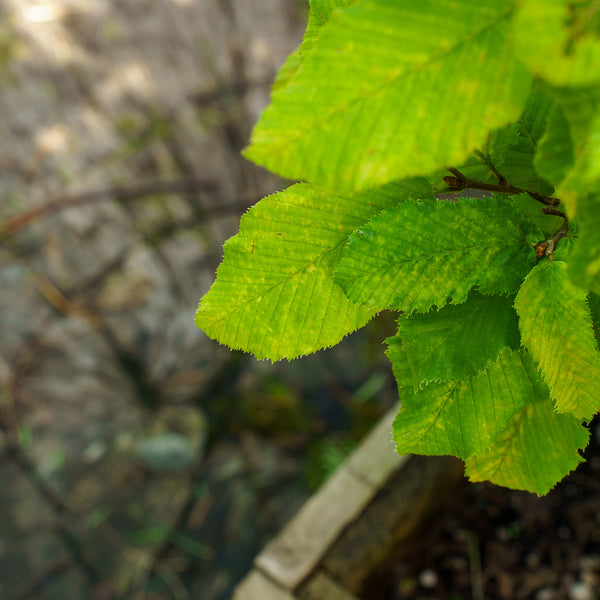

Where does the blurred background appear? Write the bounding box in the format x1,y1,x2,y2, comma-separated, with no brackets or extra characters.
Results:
0,2,399,599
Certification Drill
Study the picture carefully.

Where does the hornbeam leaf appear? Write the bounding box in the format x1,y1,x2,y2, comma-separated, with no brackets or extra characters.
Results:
384,336,415,399
244,0,531,192
273,0,358,91
488,84,555,193
300,0,358,58
450,84,555,195
466,403,588,495
552,85,600,216
334,196,540,313
391,348,550,460
514,0,600,87
569,193,600,295
196,181,431,360
534,102,575,188
547,89,600,291
515,260,600,420
397,292,520,387
589,292,600,341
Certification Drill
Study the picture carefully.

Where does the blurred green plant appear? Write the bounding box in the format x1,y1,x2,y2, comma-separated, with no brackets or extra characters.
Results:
196,0,600,495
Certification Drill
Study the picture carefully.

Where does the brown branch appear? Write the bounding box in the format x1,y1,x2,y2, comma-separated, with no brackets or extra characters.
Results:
443,168,561,207
445,158,570,259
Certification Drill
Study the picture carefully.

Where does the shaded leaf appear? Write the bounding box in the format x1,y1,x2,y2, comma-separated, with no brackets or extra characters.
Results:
449,84,555,195
552,85,600,215
589,291,600,340
568,192,600,295
535,102,575,188
397,292,520,386
392,349,548,460
385,336,415,399
515,259,600,420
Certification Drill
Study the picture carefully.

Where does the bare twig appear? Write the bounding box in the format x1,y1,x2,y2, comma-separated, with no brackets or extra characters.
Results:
443,168,561,207
0,177,219,241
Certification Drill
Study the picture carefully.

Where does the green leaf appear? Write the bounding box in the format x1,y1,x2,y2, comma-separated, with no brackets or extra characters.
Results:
196,180,430,360
551,85,600,215
515,259,600,420
534,102,575,188
272,48,302,92
447,84,554,193
334,196,541,313
273,0,358,91
514,0,600,87
589,291,600,341
300,0,359,57
385,336,417,398
245,0,531,192
465,402,588,495
397,292,520,386
569,192,600,295
392,348,549,460
489,85,555,193
439,85,556,232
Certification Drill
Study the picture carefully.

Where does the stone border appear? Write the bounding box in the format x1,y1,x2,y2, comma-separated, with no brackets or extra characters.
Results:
234,405,464,599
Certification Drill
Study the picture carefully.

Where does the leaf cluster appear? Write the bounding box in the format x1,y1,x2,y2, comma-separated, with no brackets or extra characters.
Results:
197,0,600,494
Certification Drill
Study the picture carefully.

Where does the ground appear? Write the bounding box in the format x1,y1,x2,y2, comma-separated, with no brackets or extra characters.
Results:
363,421,600,600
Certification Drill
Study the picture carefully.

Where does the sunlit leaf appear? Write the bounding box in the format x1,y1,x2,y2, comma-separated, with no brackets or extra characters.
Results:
245,0,530,192
196,180,431,360
334,196,540,313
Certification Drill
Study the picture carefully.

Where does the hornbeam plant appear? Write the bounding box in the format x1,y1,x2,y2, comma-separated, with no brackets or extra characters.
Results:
196,0,600,494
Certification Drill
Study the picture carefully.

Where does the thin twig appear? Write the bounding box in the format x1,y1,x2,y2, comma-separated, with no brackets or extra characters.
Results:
0,177,219,240
535,209,569,259
443,168,561,207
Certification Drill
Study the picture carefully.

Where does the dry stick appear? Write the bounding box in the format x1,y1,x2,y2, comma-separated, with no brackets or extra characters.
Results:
443,167,561,207
0,177,219,240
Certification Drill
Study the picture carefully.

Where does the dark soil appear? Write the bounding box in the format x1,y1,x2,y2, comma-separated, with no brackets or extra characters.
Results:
362,419,600,600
